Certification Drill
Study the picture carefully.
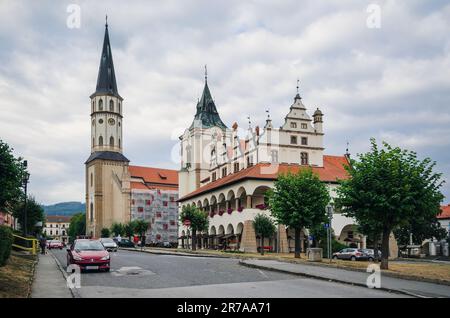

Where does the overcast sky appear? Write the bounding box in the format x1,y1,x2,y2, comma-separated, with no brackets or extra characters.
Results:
0,0,449,205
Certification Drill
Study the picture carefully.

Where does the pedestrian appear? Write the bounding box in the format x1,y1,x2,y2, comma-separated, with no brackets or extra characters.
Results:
117,234,122,244
39,236,47,255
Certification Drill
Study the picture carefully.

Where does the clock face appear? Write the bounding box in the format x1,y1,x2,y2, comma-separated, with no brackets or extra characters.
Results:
108,118,115,125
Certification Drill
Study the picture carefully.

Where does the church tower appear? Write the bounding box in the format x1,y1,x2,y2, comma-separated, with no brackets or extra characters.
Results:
179,71,228,197
85,20,131,238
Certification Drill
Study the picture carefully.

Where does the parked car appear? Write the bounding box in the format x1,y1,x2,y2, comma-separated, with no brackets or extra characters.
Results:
117,239,135,248
360,248,382,261
66,239,110,272
99,238,118,252
48,240,64,249
332,248,374,261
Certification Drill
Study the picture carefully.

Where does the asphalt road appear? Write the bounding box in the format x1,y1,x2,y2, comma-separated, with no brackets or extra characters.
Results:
51,249,407,298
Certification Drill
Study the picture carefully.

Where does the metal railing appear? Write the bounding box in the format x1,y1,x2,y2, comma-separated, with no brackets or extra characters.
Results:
12,234,38,255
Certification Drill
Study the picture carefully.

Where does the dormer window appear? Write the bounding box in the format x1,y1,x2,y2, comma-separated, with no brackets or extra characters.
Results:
290,136,297,144
222,167,227,178
290,122,297,129
301,123,307,129
234,162,239,173
212,172,217,182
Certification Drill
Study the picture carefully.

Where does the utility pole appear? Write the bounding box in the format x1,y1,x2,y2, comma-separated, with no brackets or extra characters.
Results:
326,204,333,263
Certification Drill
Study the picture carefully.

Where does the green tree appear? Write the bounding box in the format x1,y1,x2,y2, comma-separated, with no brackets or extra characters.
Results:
133,219,149,247
68,212,86,241
124,221,136,241
336,139,444,269
0,140,26,212
12,196,45,237
179,205,208,251
253,213,276,255
394,218,447,246
100,228,110,238
110,222,124,237
267,169,331,258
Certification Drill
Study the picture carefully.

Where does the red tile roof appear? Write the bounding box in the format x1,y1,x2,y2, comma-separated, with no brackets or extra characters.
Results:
129,165,178,190
179,155,350,201
438,205,450,219
46,215,72,223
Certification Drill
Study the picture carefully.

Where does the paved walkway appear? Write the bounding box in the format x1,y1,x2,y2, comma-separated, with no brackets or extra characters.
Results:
31,252,72,298
240,259,450,298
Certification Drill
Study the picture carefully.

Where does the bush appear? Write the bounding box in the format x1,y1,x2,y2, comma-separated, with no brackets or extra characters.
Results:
0,225,14,266
100,228,110,238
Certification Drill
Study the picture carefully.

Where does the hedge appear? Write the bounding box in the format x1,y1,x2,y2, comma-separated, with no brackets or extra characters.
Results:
0,225,14,266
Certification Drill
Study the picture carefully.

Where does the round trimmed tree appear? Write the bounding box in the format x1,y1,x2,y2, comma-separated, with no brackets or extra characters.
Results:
267,169,330,258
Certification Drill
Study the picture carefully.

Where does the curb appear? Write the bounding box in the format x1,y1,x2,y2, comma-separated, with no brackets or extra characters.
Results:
238,260,428,298
49,251,80,298
121,248,229,259
27,254,39,298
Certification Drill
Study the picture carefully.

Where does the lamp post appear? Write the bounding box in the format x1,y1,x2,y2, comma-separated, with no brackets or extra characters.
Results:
326,204,333,263
22,160,30,237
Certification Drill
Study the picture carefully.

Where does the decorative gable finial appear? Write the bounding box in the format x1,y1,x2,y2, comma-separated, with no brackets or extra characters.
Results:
105,14,108,28
295,78,301,101
205,64,207,83
266,109,270,119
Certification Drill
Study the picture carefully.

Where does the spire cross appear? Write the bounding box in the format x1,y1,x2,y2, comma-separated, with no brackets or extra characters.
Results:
205,65,208,82
297,78,299,93
346,141,350,155
247,116,251,128
266,109,270,119
105,15,108,28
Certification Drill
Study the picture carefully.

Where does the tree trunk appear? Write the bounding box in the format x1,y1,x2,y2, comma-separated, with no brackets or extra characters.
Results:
192,229,197,251
294,228,301,258
373,236,378,263
260,236,264,255
380,229,390,270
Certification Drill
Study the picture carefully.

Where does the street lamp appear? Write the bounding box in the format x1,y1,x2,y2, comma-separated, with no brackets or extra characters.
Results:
22,160,30,237
326,204,333,263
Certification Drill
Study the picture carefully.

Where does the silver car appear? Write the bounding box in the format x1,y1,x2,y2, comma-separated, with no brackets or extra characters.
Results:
100,238,118,252
332,248,374,261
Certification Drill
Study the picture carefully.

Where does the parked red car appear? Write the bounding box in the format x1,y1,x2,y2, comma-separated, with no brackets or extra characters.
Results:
48,240,64,249
67,239,110,272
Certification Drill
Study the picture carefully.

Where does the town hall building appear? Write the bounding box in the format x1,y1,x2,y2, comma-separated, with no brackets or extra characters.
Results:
177,77,393,253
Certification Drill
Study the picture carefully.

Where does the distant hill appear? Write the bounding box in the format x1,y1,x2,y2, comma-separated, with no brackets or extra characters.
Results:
42,202,85,216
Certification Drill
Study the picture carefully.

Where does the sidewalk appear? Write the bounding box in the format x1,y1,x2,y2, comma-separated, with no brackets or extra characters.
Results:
240,259,450,298
31,252,72,298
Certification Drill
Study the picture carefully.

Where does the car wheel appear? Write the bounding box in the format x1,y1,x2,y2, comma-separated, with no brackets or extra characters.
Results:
105,268,110,272
332,255,337,260
368,257,374,262
351,256,356,261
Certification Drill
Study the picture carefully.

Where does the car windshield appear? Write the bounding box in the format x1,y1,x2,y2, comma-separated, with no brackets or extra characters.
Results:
74,241,105,251
51,240,60,243
101,238,115,243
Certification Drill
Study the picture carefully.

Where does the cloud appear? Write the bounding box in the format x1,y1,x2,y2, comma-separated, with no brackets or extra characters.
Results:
0,0,449,204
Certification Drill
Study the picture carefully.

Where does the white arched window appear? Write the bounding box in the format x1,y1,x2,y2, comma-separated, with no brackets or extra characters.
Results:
99,136,103,146
110,136,114,147
109,100,114,112
99,99,103,111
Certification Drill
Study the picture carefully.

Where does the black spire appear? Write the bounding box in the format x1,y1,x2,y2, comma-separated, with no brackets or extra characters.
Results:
189,71,227,130
93,18,120,98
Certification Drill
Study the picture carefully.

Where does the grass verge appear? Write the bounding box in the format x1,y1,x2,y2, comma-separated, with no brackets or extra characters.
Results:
0,252,37,298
